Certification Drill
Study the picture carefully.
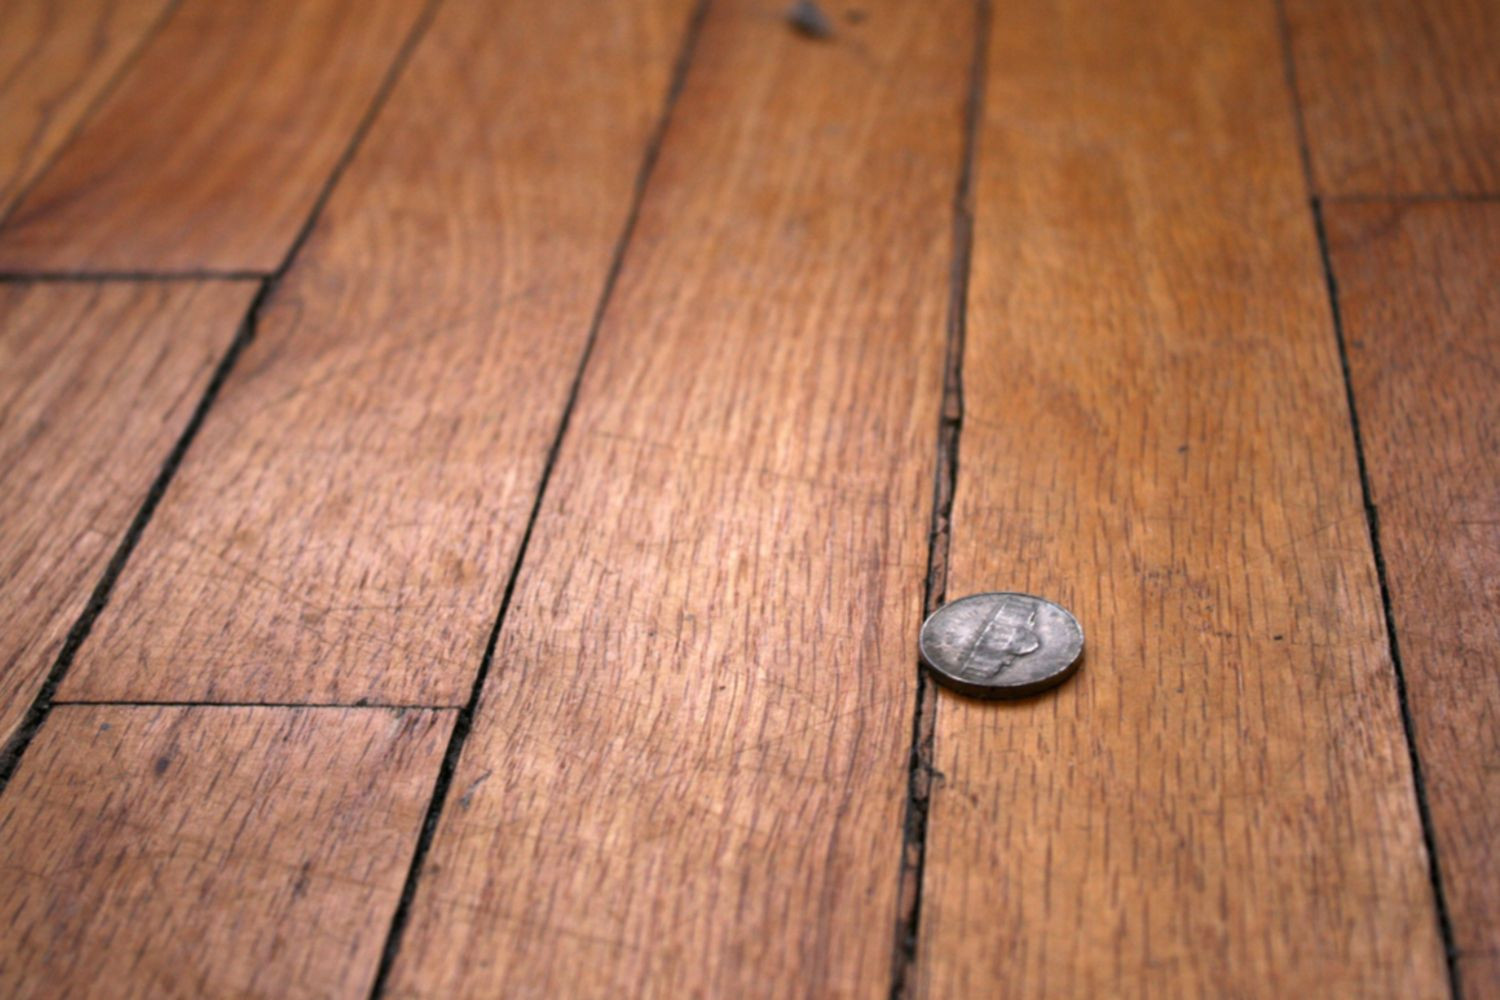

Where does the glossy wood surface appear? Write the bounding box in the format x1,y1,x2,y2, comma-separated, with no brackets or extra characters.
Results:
917,0,1447,994
0,280,253,746
0,0,1493,995
1329,201,1500,996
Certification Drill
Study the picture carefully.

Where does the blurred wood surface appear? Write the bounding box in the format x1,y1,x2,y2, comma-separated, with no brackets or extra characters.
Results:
0,0,428,273
0,0,1494,996
0,281,253,747
0,0,172,216
1328,201,1500,996
917,0,1448,995
59,0,695,706
0,705,451,998
1283,0,1500,195
387,0,968,994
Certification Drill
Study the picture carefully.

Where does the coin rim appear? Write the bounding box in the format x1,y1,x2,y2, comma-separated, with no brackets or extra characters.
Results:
918,592,1085,699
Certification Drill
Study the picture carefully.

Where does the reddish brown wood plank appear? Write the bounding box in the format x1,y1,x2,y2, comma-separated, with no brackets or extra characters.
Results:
1328,200,1500,996
0,281,253,746
0,0,428,273
59,0,697,705
0,0,172,215
0,705,452,997
916,0,1448,995
385,1,970,993
1283,0,1500,196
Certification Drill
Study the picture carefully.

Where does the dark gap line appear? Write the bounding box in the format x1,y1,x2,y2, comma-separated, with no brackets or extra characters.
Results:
52,700,460,711
1311,200,1462,998
0,0,184,233
0,270,266,283
888,1,988,996
1274,7,1460,993
0,0,442,792
0,278,270,790
364,2,712,994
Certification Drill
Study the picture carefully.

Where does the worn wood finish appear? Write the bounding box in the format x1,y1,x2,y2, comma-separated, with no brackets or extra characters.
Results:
0,0,427,273
0,0,172,216
0,281,253,747
1283,0,1500,196
385,2,969,994
59,0,696,705
916,0,1449,996
0,705,452,998
1328,201,1500,996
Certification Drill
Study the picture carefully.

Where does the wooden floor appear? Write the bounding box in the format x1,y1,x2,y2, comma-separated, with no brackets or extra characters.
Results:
0,1,1495,997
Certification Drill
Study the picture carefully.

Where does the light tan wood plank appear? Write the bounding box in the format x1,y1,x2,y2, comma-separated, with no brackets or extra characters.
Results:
0,0,427,273
1329,201,1500,998
1283,0,1500,196
917,0,1448,995
0,280,254,747
0,705,452,998
386,1,970,994
0,0,172,216
60,0,697,705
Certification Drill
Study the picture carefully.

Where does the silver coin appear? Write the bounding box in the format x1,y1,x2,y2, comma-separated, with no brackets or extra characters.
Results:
919,592,1084,698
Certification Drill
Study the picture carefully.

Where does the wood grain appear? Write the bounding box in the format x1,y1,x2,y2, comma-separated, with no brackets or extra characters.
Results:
0,280,254,747
386,1,969,994
916,0,1449,995
59,0,697,705
0,705,452,998
1283,0,1500,196
0,0,172,216
0,0,427,273
1328,201,1500,997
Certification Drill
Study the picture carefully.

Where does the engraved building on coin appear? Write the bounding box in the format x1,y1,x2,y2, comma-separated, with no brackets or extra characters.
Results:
919,593,1084,698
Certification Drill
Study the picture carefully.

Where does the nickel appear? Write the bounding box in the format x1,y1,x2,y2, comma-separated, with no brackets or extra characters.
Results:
919,592,1084,698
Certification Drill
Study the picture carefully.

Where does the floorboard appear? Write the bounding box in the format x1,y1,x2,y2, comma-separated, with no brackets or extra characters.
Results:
0,0,172,216
1283,0,1500,196
384,0,971,993
0,705,451,998
1327,200,1500,996
915,0,1449,995
57,0,696,706
0,0,1494,996
0,0,428,273
0,280,254,748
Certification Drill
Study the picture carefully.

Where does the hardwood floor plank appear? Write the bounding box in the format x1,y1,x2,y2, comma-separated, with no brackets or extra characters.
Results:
0,0,428,273
384,2,971,994
916,1,1449,995
0,705,452,998
59,0,697,705
0,280,254,748
1283,0,1500,196
0,0,172,216
1327,200,1500,997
